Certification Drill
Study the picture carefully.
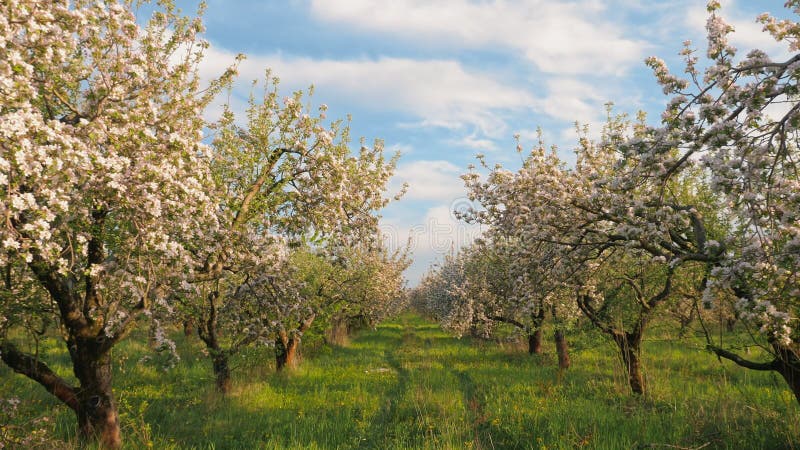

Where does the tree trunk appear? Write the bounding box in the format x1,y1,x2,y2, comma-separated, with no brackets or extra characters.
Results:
0,341,122,447
212,353,231,394
275,332,299,371
528,329,543,355
554,329,571,369
613,332,645,395
183,319,195,337
527,307,546,355
326,318,348,346
774,344,800,404
284,338,299,368
197,291,232,393
1,341,79,409
725,317,737,332
777,363,800,405
69,338,121,449
677,306,696,338
3,335,123,448
708,343,800,405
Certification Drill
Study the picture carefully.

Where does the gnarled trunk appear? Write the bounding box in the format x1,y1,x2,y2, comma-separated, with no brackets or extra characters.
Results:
275,315,314,371
774,345,800,404
2,339,122,449
527,307,546,355
554,329,570,369
612,332,645,395
71,339,121,449
275,331,299,371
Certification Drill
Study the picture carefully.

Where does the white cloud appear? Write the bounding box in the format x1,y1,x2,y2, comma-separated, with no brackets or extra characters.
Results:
381,203,482,285
381,159,485,284
309,0,647,75
200,46,534,137
533,78,610,124
386,143,415,156
390,159,467,202
449,134,499,152
419,204,481,254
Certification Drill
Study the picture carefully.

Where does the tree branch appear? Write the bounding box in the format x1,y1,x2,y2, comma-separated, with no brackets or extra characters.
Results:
0,341,79,411
487,315,527,331
707,345,778,371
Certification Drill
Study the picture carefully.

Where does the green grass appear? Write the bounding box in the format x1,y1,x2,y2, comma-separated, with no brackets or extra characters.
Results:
1,314,798,449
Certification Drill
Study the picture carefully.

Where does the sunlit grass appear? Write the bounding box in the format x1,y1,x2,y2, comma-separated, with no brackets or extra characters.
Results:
1,313,798,449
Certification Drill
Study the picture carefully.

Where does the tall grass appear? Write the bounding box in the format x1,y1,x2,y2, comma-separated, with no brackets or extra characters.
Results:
1,314,797,449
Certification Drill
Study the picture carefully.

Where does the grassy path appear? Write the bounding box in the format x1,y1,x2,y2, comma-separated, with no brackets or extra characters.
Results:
1,313,799,449
193,314,495,449
357,315,490,448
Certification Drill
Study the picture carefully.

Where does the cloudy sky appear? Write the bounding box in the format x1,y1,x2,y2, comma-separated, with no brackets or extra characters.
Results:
152,0,790,284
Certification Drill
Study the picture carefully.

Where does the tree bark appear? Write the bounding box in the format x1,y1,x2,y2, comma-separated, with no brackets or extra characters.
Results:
4,205,129,448
554,329,571,370
528,329,543,355
212,352,231,394
275,331,299,371
70,337,121,449
1,338,122,449
528,307,546,355
771,344,800,405
709,343,800,405
276,315,314,371
1,341,79,410
197,291,233,394
576,272,667,397
706,344,800,405
196,318,231,394
613,332,645,395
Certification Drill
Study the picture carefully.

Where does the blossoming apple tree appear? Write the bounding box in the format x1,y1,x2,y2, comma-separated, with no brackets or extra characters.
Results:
269,241,409,371
453,1,800,400
608,1,800,401
0,1,235,447
460,144,580,363
459,117,723,393
181,75,404,389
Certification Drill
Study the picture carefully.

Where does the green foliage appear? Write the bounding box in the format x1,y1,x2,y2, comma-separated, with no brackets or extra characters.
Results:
1,315,797,449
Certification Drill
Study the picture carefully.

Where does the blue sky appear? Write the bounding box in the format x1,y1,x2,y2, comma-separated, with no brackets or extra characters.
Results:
154,0,790,284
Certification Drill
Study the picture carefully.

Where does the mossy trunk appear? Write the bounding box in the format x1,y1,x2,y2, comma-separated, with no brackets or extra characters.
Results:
613,332,645,395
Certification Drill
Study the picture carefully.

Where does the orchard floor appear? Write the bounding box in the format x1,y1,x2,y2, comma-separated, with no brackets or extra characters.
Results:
1,314,799,449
